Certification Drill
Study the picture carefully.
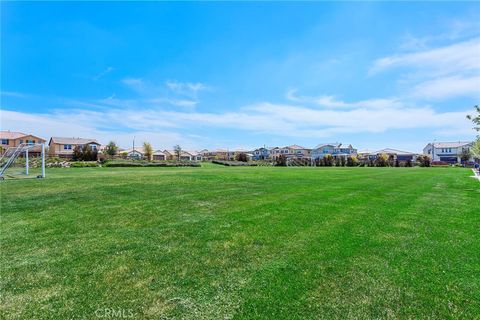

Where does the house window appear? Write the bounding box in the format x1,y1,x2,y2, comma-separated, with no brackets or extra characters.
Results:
90,144,97,151
26,140,35,145
1,139,8,145
19,139,24,144
64,144,72,150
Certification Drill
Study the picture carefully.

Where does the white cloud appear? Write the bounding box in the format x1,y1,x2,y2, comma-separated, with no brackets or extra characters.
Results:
92,66,114,81
370,37,480,101
411,75,480,100
121,78,208,108
1,98,473,149
370,38,480,76
286,89,404,110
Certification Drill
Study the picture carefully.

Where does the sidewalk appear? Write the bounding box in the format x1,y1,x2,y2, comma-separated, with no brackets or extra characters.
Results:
472,169,480,181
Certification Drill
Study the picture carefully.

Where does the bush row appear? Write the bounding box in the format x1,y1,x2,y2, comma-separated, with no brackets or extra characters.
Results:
104,161,200,167
212,160,258,166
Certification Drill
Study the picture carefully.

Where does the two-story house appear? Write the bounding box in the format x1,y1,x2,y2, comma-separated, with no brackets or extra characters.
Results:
0,131,46,156
423,141,474,163
311,143,357,160
269,145,311,160
252,147,270,160
48,137,101,158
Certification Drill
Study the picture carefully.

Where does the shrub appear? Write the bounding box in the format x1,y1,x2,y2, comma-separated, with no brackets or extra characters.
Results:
346,156,358,167
275,155,287,167
323,154,334,167
212,160,257,166
405,159,412,167
375,154,389,167
235,153,248,162
418,155,431,167
70,161,99,168
104,160,200,167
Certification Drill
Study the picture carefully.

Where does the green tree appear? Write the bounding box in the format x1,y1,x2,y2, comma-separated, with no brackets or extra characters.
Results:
174,145,182,161
275,154,287,166
471,139,480,160
346,156,358,167
466,105,480,133
72,145,83,161
143,142,153,161
105,141,118,158
460,148,471,164
375,153,389,167
236,153,248,162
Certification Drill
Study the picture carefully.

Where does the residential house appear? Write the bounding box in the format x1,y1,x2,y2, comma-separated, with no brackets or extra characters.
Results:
368,148,418,162
251,147,270,160
124,147,145,160
311,143,357,160
269,145,310,160
153,150,166,161
48,137,100,158
423,141,474,163
200,149,230,160
164,150,202,161
0,131,46,155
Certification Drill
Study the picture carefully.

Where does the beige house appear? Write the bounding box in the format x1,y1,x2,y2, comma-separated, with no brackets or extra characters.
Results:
0,131,46,155
48,137,100,158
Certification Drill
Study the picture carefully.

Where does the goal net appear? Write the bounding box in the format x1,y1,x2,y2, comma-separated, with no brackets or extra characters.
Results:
0,143,46,180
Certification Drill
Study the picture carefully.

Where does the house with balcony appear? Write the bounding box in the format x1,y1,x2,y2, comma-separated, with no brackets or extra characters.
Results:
269,145,311,160
423,141,474,163
0,131,46,156
48,137,100,158
311,143,357,160
252,147,270,160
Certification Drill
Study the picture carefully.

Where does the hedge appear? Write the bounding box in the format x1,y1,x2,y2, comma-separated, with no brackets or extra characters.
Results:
104,161,200,167
212,160,258,166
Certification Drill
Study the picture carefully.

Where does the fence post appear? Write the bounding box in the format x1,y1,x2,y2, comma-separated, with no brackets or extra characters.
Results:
41,143,45,178
26,149,29,175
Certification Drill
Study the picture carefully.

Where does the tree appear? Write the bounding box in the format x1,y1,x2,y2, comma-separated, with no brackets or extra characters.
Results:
417,155,431,167
395,159,400,167
323,154,333,166
346,156,358,167
72,145,83,161
467,105,480,133
143,142,153,161
471,139,480,160
105,141,118,158
275,154,287,166
375,153,389,167
236,153,248,162
173,145,182,161
82,144,97,161
460,148,471,164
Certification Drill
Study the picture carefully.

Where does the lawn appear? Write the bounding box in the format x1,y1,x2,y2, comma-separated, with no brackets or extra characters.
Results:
1,166,479,319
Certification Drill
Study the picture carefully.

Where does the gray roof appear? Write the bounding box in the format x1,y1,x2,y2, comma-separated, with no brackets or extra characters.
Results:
373,148,416,155
432,141,472,148
314,143,342,149
50,137,100,145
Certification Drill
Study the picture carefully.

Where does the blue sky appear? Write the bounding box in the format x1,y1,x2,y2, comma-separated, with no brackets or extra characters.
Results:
1,2,479,152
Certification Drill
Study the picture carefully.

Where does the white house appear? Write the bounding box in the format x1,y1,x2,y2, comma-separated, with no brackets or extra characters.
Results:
423,141,474,163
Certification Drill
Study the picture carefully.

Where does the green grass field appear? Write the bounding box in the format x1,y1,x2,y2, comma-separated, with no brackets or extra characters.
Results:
1,165,479,319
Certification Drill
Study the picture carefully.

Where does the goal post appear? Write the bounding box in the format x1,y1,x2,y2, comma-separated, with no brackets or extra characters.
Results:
0,143,46,180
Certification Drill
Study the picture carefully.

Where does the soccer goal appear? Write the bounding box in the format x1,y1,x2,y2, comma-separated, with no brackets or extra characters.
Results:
0,143,46,180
